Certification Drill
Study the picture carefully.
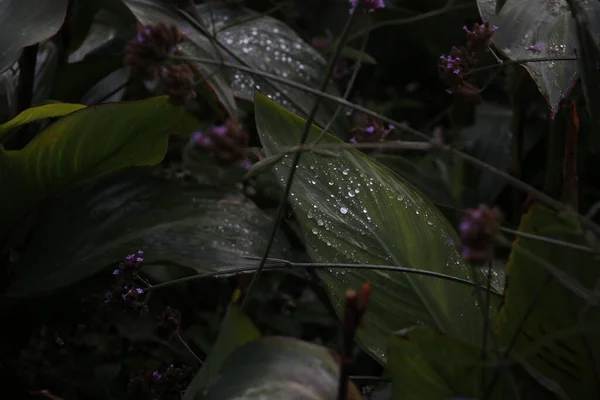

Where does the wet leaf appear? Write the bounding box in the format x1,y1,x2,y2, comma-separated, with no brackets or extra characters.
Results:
184,300,261,399
0,103,85,142
0,96,185,241
388,326,510,400
197,3,349,137
459,103,545,204
480,0,600,114
122,0,239,117
495,205,600,400
255,92,493,366
197,336,361,400
7,171,291,297
0,0,69,74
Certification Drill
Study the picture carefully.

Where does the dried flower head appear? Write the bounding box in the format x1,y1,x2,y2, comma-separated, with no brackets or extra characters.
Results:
192,118,251,168
156,306,182,340
438,22,498,105
105,250,148,315
350,115,394,144
124,22,188,81
333,60,354,81
463,22,498,52
128,364,194,400
161,64,196,105
349,0,385,14
459,205,503,263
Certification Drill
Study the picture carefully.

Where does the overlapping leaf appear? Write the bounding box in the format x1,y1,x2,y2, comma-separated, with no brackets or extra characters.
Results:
184,297,261,400
122,0,238,117
495,205,600,399
389,326,511,400
0,102,85,142
197,336,361,400
255,92,494,365
478,0,600,114
0,96,185,241
7,171,292,297
0,0,68,73
197,3,349,136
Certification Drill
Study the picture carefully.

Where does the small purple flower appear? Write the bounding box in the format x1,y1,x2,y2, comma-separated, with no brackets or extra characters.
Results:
239,158,253,170
138,250,144,255
136,34,144,43
349,0,385,14
526,44,543,53
113,269,120,275
136,288,144,295
152,371,162,379
212,125,228,136
193,132,213,148
136,257,144,263
365,126,376,134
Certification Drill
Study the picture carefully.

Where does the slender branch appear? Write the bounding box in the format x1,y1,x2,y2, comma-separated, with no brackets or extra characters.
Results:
176,333,204,365
144,261,501,295
215,2,291,33
240,8,360,309
466,56,577,76
315,16,370,144
499,226,600,255
346,0,471,43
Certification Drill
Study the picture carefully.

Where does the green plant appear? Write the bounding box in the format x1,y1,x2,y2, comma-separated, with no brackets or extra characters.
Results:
1,0,600,399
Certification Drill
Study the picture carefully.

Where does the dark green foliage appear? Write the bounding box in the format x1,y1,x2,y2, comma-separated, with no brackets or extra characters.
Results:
2,0,600,399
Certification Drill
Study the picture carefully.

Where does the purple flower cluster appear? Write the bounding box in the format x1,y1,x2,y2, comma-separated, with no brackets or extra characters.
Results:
350,115,394,144
192,118,252,169
128,364,194,400
124,22,188,81
349,0,385,14
527,44,543,53
438,22,498,104
105,250,148,314
458,205,503,263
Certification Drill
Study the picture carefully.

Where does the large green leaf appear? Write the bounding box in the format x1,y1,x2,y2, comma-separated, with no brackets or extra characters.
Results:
389,326,512,400
122,0,238,118
0,96,185,241
197,3,349,137
0,103,85,142
197,336,361,400
184,299,261,400
255,92,492,365
495,205,600,399
0,0,68,74
7,171,292,297
479,0,600,114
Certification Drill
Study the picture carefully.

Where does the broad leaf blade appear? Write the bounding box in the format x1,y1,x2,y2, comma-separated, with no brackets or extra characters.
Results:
495,205,600,400
0,96,185,241
484,0,600,114
197,3,349,137
7,171,292,297
122,0,238,118
198,336,361,400
184,301,261,399
0,103,85,142
389,326,510,400
0,0,69,73
255,92,491,365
